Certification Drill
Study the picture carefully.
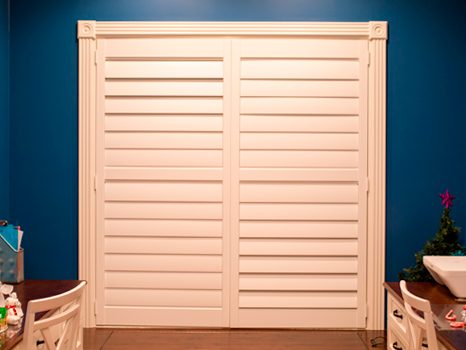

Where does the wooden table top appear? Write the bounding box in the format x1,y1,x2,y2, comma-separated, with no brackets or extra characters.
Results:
385,282,466,350
0,280,81,350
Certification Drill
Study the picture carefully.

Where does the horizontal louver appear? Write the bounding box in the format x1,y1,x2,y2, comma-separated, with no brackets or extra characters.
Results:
97,38,229,327
233,37,367,328
96,35,368,329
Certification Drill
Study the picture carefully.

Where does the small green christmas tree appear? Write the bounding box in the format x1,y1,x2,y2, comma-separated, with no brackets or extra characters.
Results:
399,190,464,281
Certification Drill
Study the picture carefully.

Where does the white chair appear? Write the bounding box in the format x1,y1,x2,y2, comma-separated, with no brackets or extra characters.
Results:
22,281,86,350
400,280,438,350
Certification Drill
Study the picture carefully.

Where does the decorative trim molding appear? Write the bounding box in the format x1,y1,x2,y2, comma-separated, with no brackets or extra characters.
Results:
366,35,387,330
77,21,96,39
80,21,388,38
369,21,388,40
78,36,97,327
78,21,387,329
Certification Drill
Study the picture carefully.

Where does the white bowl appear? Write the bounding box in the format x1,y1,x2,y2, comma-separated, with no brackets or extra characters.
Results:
423,256,466,298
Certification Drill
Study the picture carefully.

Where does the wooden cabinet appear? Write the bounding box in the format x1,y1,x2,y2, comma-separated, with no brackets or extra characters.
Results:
385,282,458,350
387,292,409,350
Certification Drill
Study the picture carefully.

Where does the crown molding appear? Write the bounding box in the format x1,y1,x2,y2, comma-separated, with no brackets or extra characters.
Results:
77,21,389,38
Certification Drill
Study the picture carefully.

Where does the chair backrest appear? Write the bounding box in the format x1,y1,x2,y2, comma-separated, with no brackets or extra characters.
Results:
22,281,86,350
400,280,438,350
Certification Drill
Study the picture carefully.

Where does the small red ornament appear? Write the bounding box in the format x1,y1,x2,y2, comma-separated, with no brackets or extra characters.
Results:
450,321,465,328
440,190,455,208
445,309,456,321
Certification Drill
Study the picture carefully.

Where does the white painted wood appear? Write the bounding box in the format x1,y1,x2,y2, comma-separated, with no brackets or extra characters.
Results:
230,32,367,326
240,203,358,221
233,309,359,328
94,35,230,328
105,97,223,114
387,292,408,340
240,150,358,168
241,80,359,97
105,38,225,58
102,307,224,327
400,281,439,350
104,168,223,181
240,183,358,203
387,327,409,350
239,256,358,274
239,169,358,182
105,219,223,237
105,202,223,220
239,292,357,308
105,181,222,202
105,132,223,149
239,238,358,256
105,237,222,255
105,116,223,132
79,21,387,329
86,21,380,38
106,81,223,97
78,32,97,327
241,60,359,80
235,37,367,325
105,271,222,289
239,274,358,291
105,149,222,167
105,254,222,272
229,39,242,327
239,38,361,58
239,221,358,238
355,39,370,328
106,61,224,79
220,37,233,327
241,97,359,115
240,115,359,132
94,38,107,331
22,281,86,350
366,29,387,330
240,133,358,150
105,289,222,307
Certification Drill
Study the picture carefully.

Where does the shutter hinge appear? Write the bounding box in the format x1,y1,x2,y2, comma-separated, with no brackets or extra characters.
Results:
94,301,97,316
367,51,371,66
94,175,97,192
94,50,98,66
364,178,369,193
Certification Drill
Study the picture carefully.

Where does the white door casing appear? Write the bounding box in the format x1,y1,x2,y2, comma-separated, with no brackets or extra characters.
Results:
78,21,387,329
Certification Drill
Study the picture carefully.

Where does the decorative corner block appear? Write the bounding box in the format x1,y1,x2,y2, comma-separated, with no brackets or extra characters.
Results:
78,21,96,39
369,21,388,40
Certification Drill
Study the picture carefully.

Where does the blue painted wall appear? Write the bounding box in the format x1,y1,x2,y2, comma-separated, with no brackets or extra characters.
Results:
0,0,8,219
8,0,466,281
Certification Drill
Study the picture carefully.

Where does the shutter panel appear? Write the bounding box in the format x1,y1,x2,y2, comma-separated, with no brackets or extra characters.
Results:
230,38,368,328
94,35,369,329
95,38,231,327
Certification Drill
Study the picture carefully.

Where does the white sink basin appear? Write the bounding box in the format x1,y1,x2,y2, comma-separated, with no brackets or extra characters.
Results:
423,256,466,298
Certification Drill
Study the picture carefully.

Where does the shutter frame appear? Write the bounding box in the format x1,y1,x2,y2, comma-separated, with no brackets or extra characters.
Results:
79,21,387,329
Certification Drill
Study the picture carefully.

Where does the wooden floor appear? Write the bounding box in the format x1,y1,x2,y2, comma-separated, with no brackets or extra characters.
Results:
83,328,386,350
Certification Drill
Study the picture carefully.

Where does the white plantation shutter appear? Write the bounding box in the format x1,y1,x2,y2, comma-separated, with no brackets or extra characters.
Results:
94,35,369,328
230,38,368,328
95,38,231,326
